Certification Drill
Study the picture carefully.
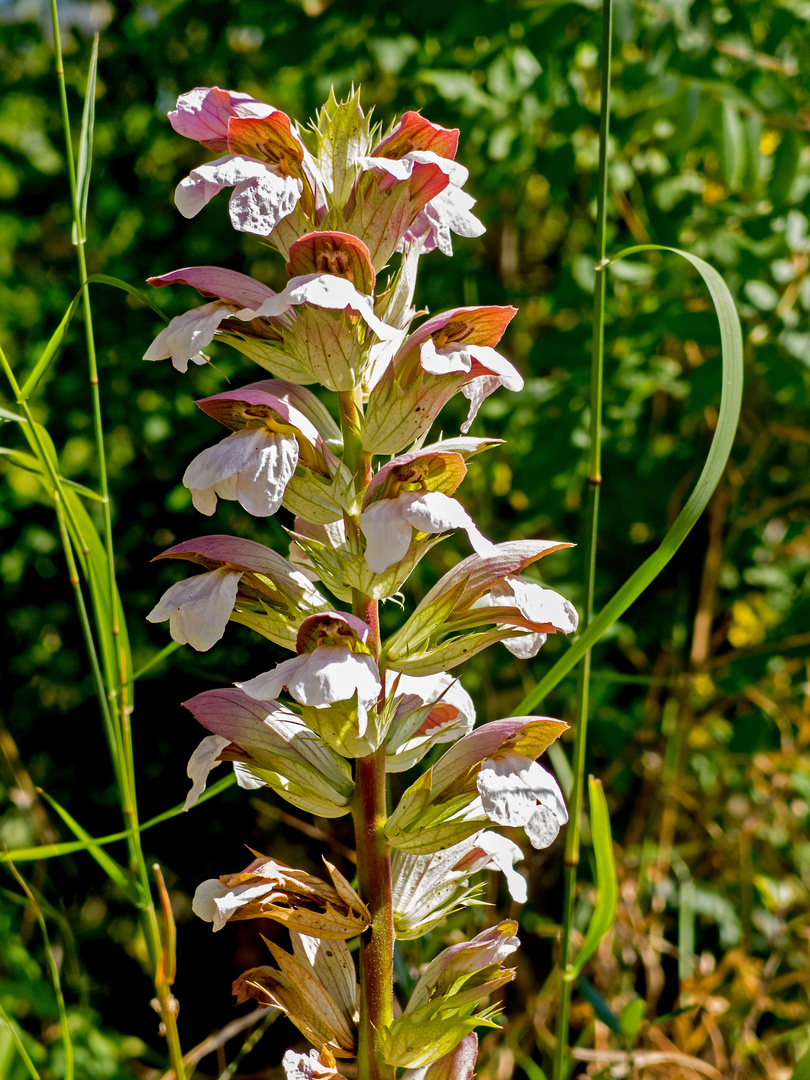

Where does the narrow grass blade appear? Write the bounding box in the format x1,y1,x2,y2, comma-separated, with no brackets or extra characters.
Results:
19,289,85,399
678,878,696,981
0,773,237,863
71,34,98,246
85,273,171,321
514,1054,549,1080
0,999,41,1080
13,275,167,400
568,777,618,979
0,406,26,422
0,447,103,501
6,862,74,1080
36,788,141,905
577,975,621,1033
132,640,183,682
519,247,744,712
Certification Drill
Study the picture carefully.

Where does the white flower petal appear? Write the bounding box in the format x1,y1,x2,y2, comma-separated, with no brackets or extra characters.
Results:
175,155,274,218
143,300,238,371
286,647,381,710
191,878,232,929
477,754,539,828
183,427,298,518
477,752,567,834
359,149,468,186
238,653,308,702
282,1049,343,1080
233,762,266,790
359,499,414,572
525,804,562,849
236,274,398,341
475,578,577,657
147,566,242,651
401,491,497,559
475,831,528,903
228,170,304,235
184,734,230,810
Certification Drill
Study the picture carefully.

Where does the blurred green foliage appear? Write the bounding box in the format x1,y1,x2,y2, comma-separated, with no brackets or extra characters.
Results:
1,0,810,1077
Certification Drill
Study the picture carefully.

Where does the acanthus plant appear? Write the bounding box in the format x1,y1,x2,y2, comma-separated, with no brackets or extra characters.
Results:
144,85,578,1080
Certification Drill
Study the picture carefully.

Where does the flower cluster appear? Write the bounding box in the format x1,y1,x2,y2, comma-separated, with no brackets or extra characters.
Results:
145,86,577,1078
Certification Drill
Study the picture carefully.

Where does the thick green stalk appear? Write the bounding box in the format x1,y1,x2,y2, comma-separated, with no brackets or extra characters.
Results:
553,2,612,1077
338,388,395,1080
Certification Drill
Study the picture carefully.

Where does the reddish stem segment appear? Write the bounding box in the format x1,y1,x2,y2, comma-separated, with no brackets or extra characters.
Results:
353,744,395,1080
339,387,394,1078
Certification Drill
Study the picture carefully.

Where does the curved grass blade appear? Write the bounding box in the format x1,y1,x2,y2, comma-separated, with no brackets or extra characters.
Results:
0,447,103,500
519,247,744,712
567,776,617,980
0,773,237,863
0,999,41,1080
35,787,141,906
85,273,170,320
19,290,85,399
6,862,74,1080
71,33,98,246
14,276,167,400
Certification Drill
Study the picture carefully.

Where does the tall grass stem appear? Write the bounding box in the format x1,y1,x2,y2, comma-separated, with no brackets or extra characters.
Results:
45,11,186,1077
553,1,613,1075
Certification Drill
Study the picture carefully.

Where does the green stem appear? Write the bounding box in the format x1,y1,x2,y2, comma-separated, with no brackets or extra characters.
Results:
553,2,612,1077
338,388,394,1080
45,13,185,1078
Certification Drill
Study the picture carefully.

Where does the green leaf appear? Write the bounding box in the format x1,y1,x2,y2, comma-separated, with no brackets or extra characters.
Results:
19,290,85,399
35,788,141,905
568,777,618,978
719,99,745,191
790,1044,810,1080
518,246,744,713
0,406,26,423
769,130,802,208
71,34,98,246
577,975,621,1033
619,997,647,1038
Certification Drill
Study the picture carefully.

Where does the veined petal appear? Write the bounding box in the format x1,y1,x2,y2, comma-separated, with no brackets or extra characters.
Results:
358,150,468,187
169,87,274,151
400,491,497,559
236,273,398,341
476,578,578,657
143,300,239,371
228,169,304,235
184,734,230,810
282,1049,347,1080
405,186,485,257
359,499,413,573
237,652,309,702
239,647,381,713
525,804,564,850
470,832,527,903
175,154,264,217
183,427,298,517
146,566,242,650
287,647,381,709
477,753,568,833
